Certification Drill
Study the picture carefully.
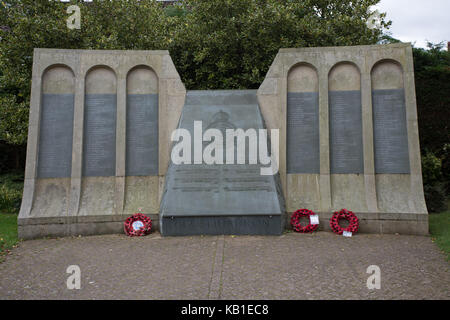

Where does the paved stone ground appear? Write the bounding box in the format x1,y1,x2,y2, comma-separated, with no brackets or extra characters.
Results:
0,232,448,300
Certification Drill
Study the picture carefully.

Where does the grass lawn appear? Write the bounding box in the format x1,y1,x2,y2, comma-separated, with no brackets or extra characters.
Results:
429,210,450,261
0,213,19,259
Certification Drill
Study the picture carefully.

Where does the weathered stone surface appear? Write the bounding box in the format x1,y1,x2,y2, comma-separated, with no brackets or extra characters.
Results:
19,49,185,239
19,45,428,239
258,43,428,229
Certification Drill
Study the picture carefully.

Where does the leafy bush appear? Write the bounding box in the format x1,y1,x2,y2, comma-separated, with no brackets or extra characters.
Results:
414,44,450,155
424,184,447,213
422,152,442,186
0,173,24,214
421,152,447,213
0,95,29,146
441,144,450,196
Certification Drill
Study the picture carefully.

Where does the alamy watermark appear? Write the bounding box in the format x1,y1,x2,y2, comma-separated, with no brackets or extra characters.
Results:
366,265,381,290
170,122,279,176
64,3,384,32
66,5,81,30
66,265,81,290
366,9,382,30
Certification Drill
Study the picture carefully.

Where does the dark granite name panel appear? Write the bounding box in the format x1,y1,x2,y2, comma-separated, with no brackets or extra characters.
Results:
287,92,320,174
161,215,283,236
126,94,158,176
83,94,117,177
37,94,75,178
161,102,283,218
164,164,276,215
372,89,410,174
329,90,364,174
160,92,284,236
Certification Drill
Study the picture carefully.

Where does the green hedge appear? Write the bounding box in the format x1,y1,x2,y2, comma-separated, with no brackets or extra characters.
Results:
0,172,24,214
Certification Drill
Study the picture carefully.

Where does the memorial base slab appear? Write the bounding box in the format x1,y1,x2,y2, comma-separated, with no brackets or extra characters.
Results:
161,215,284,236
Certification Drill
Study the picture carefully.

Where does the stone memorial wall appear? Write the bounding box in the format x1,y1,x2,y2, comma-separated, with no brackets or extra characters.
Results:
19,44,428,238
258,43,428,235
18,49,186,238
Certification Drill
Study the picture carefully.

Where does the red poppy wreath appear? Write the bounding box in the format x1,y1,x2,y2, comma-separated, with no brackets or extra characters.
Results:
124,213,152,237
290,209,319,233
330,209,359,235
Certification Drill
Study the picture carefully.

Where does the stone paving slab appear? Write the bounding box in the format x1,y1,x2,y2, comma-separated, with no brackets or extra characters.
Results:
0,232,448,300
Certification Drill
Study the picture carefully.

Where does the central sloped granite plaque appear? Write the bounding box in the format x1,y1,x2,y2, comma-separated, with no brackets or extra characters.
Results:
160,90,285,236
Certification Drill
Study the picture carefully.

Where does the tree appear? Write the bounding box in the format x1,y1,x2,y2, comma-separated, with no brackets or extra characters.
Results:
414,42,450,155
170,0,390,89
0,0,389,170
413,43,450,208
0,0,171,170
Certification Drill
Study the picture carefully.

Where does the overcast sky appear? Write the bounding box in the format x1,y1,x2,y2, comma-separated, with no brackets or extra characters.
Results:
374,0,449,48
